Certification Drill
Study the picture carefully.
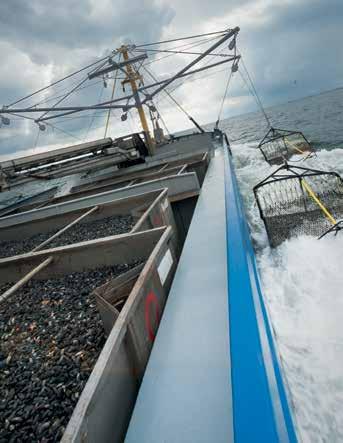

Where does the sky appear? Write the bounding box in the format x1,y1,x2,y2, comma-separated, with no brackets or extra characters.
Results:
0,0,342,159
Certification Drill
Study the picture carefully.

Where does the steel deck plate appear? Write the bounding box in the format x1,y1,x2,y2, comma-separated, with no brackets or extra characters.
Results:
125,148,233,442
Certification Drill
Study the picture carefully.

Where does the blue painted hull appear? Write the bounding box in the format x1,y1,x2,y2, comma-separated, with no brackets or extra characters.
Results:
224,144,297,442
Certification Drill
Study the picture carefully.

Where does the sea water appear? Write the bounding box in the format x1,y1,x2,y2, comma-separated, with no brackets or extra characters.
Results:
221,88,343,442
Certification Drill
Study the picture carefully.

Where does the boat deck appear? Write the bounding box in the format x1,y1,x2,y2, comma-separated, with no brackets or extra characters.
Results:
125,147,233,442
125,145,298,442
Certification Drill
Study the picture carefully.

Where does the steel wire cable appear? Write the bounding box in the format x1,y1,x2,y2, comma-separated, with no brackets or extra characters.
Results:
6,50,118,108
3,36,226,126
83,84,106,141
3,31,236,147
135,29,229,48
239,55,271,127
215,67,234,128
44,121,83,142
104,54,121,138
142,34,223,67
37,57,111,121
28,79,105,109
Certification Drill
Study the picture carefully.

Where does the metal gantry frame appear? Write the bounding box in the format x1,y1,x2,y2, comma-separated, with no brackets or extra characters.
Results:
0,27,240,157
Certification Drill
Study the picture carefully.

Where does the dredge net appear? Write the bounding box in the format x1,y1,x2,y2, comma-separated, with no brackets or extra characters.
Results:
283,133,312,156
258,129,312,165
254,169,343,246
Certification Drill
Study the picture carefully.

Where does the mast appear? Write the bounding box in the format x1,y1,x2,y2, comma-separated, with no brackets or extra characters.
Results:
119,45,155,155
0,27,241,157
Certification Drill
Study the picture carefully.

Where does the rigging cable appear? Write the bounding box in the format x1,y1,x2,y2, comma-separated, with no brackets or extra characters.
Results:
127,110,136,134
238,56,312,160
141,42,230,132
150,99,171,138
84,84,106,141
6,50,118,108
32,126,41,150
238,68,269,124
45,121,83,142
134,47,232,57
4,36,226,126
164,42,229,96
29,78,105,109
3,113,36,122
143,34,223,68
215,67,233,129
239,56,271,127
143,65,204,133
51,112,108,124
153,64,236,108
135,29,229,48
37,57,110,121
238,62,311,160
125,53,171,137
142,66,190,119
104,54,121,138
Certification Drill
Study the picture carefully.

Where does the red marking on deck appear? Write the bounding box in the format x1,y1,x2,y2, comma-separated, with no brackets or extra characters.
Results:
145,291,160,342
152,213,162,227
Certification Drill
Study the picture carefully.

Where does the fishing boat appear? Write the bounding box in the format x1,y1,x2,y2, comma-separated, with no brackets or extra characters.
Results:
0,26,310,443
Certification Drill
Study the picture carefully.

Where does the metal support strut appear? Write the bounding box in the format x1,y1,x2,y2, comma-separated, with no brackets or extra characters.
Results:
120,46,155,156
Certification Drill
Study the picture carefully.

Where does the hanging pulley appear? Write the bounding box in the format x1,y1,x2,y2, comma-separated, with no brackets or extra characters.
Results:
1,116,10,126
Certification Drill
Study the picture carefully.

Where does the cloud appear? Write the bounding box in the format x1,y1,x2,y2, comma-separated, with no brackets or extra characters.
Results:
157,0,343,123
229,0,343,103
0,0,342,159
0,0,174,61
0,0,174,158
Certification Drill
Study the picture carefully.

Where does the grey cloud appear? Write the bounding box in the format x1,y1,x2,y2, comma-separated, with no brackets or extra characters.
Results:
236,0,343,106
0,0,174,155
0,0,342,158
0,0,174,63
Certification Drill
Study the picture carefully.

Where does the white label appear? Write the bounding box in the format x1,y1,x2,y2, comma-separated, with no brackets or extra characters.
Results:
161,198,168,212
157,248,173,285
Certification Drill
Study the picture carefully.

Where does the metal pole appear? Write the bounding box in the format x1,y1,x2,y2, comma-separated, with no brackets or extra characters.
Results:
144,27,239,101
31,205,99,252
1,57,239,122
0,105,129,114
36,57,238,122
120,46,155,156
0,257,53,304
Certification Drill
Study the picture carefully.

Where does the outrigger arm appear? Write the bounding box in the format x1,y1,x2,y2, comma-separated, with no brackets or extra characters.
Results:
0,27,240,157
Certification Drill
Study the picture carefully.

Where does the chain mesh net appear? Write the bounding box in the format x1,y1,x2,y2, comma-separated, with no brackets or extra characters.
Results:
259,132,312,165
255,172,343,246
260,137,288,165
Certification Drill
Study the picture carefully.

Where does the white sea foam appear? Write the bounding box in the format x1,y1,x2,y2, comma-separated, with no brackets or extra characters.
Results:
232,143,343,442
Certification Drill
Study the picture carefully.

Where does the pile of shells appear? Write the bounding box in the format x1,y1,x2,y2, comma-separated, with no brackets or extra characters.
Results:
0,214,135,258
0,262,139,442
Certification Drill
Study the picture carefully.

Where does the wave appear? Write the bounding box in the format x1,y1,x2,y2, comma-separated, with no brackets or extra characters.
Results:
231,140,343,443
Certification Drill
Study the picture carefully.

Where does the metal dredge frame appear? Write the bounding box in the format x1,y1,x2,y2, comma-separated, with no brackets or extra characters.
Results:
258,127,312,165
253,163,343,246
0,27,240,157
